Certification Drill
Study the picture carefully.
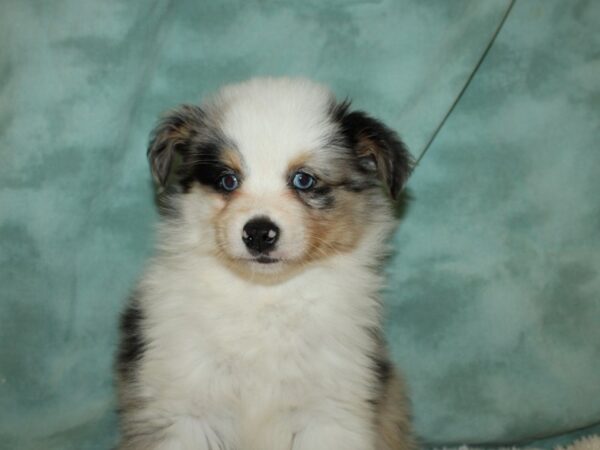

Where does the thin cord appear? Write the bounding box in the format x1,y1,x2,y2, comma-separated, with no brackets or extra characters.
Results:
414,0,517,168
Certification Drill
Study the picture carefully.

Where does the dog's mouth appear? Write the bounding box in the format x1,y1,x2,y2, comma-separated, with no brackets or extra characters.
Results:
238,255,282,265
250,255,281,264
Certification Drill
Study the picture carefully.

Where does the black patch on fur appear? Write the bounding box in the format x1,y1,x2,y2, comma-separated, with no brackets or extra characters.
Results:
330,100,413,199
118,297,145,376
364,326,394,407
179,140,238,193
371,355,392,385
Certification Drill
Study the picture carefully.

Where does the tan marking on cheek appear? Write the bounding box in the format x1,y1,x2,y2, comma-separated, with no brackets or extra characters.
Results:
209,191,246,257
303,193,368,261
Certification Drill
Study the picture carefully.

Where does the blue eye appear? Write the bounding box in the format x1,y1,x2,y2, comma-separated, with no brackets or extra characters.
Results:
291,171,316,190
218,174,239,192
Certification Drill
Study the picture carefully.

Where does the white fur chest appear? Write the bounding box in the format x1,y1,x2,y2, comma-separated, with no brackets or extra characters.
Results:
138,254,381,442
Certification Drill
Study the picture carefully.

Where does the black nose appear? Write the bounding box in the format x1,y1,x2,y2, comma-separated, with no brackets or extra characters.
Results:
242,217,280,254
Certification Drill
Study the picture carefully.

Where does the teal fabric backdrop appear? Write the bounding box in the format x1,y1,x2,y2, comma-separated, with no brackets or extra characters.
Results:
1,1,598,449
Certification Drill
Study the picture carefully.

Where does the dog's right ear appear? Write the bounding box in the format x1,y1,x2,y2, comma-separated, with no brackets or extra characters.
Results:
332,101,413,200
147,105,204,188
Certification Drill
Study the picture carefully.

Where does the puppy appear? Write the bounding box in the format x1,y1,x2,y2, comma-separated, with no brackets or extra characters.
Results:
116,77,415,450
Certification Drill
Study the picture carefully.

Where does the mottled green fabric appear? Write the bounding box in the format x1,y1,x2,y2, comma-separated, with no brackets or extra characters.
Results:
385,0,600,447
0,1,598,449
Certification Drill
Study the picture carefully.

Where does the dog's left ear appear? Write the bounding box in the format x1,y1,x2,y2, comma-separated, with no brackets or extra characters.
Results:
147,105,204,188
336,105,414,199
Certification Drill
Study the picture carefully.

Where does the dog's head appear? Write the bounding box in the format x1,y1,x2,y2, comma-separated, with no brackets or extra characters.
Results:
148,78,412,279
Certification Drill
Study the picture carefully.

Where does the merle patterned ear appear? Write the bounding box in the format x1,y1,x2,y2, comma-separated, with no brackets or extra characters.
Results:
147,105,204,188
335,103,414,199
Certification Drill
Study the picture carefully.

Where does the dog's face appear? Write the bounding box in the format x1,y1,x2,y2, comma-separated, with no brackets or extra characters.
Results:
148,78,412,279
